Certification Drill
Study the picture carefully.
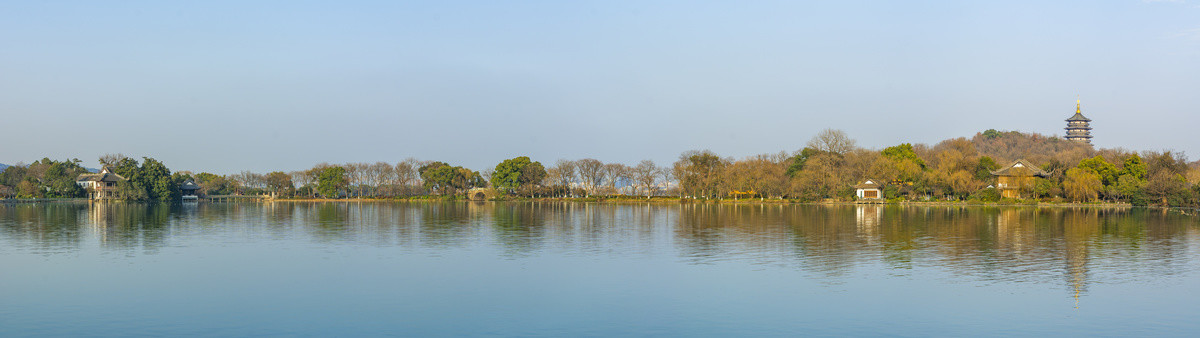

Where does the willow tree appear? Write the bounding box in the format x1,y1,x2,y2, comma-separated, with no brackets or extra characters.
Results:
1064,168,1101,202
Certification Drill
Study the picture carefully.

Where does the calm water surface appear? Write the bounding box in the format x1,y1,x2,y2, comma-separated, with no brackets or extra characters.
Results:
2,202,1199,336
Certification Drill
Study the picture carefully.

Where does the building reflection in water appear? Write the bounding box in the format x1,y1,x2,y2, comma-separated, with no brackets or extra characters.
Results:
84,202,172,252
855,205,882,242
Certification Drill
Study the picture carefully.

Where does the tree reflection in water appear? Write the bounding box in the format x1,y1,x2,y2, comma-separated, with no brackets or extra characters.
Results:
1,202,1196,302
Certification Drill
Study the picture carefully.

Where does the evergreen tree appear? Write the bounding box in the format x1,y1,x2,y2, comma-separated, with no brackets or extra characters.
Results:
317,166,348,198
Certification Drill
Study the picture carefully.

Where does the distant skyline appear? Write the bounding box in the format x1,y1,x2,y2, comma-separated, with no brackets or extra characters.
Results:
3,1,1198,174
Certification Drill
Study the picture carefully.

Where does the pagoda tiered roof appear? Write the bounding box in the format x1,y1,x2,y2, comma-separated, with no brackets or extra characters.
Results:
1066,112,1091,122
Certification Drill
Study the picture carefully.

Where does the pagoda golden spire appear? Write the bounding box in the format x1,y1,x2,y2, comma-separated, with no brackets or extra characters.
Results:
1064,96,1092,144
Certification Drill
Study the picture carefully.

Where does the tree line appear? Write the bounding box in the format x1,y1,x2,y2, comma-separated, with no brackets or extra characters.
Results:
0,155,188,201
3,129,1199,206
668,129,1199,206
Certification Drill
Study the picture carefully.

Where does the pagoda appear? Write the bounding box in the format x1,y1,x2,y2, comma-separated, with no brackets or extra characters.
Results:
1064,99,1092,144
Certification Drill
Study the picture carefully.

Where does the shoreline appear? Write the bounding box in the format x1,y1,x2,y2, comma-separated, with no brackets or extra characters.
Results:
0,196,1160,210
275,198,1139,209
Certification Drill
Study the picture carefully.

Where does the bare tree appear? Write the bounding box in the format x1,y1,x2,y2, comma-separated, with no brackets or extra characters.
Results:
659,166,674,183
232,171,265,193
344,163,368,197
632,160,660,198
99,153,129,168
602,163,629,194
360,162,384,197
673,150,730,199
481,169,494,186
725,154,788,200
620,169,636,195
575,158,605,196
552,159,577,188
396,158,420,187
289,170,312,192
375,162,396,196
806,128,858,155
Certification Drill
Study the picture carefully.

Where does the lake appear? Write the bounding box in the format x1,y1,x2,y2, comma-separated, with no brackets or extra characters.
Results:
2,202,1198,336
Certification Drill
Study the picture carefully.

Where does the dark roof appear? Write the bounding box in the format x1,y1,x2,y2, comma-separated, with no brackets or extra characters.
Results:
76,167,126,182
990,159,1049,177
853,179,883,189
180,179,200,190
1066,112,1091,122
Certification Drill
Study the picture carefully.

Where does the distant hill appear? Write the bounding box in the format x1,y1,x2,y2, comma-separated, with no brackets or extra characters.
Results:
968,130,1093,166
0,163,8,171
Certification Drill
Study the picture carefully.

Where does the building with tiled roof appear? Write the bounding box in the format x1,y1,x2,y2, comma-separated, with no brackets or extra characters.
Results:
990,159,1049,199
75,167,126,200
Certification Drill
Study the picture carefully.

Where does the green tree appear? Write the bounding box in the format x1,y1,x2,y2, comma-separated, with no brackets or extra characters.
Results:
42,162,85,197
17,180,39,198
785,147,821,178
879,143,926,185
1078,156,1118,186
140,157,178,201
418,161,450,177
1143,171,1188,206
492,157,530,191
491,156,546,191
881,143,926,169
195,172,236,195
110,157,141,179
419,163,481,196
6,158,90,198
116,180,148,200
420,162,453,194
466,169,487,189
1115,174,1146,205
969,187,1001,202
316,166,348,198
265,171,294,196
981,129,1003,139
520,161,547,188
0,165,28,187
1120,154,1147,180
973,156,999,181
1031,177,1057,199
107,157,147,200
31,159,87,198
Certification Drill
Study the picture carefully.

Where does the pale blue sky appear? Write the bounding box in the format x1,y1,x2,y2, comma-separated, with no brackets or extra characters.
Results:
2,1,1198,174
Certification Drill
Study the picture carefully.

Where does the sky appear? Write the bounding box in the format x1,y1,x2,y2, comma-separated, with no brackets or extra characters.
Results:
2,1,1198,174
